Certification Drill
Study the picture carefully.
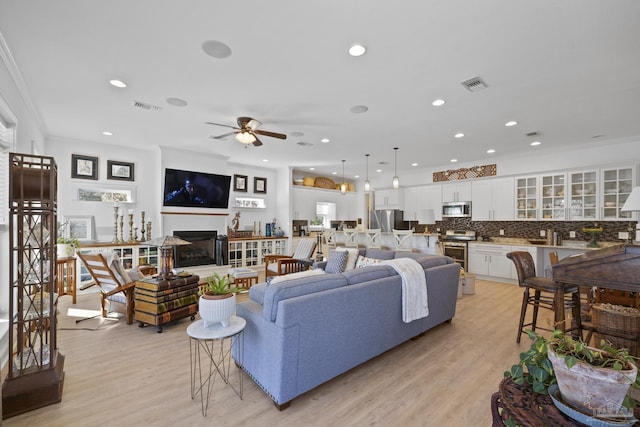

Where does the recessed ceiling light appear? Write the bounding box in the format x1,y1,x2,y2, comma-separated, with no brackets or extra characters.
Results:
432,99,446,107
202,40,232,58
166,97,188,107
262,159,269,162
376,169,382,173
411,163,418,167
505,121,518,127
309,167,315,171
450,159,458,163
350,105,369,114
530,141,541,146
348,44,366,57
332,172,337,175
109,79,127,88
321,138,330,143
486,149,495,154
454,133,465,138
102,131,113,136
354,175,360,178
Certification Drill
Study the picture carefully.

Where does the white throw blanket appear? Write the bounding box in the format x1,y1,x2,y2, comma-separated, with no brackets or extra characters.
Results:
383,258,429,323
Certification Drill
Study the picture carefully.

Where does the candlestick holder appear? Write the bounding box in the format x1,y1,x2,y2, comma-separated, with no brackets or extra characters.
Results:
146,221,152,241
128,214,134,242
119,215,124,242
140,211,146,239
113,206,119,242
133,227,138,242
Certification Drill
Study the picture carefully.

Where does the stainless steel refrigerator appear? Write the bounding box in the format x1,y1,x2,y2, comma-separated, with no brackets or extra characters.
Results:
369,209,405,232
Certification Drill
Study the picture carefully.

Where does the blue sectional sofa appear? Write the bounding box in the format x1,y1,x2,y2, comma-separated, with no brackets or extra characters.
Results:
233,249,461,409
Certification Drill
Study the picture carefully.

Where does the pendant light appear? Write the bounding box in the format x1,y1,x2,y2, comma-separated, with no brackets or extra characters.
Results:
364,154,371,193
392,147,399,189
340,160,347,195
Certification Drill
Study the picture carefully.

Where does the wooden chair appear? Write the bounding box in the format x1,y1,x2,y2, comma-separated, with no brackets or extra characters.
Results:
342,228,359,248
507,251,582,343
322,228,337,250
77,252,137,324
392,229,413,252
549,251,594,325
265,238,317,278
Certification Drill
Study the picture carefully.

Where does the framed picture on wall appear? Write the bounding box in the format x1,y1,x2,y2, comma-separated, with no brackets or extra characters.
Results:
71,154,98,180
107,160,135,181
62,215,95,241
254,177,267,194
233,174,248,192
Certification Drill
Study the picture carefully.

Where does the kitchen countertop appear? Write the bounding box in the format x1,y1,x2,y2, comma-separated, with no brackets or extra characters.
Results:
468,237,623,250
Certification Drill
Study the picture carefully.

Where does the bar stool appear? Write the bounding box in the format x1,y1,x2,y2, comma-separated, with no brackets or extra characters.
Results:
507,251,582,343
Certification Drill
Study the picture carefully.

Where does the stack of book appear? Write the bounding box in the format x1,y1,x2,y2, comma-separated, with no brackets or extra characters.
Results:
134,275,200,331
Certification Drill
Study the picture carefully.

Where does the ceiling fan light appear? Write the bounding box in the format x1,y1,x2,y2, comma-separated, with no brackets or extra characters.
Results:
236,131,256,144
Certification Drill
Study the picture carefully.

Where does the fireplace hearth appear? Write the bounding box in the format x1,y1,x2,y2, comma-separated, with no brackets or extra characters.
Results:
173,230,217,268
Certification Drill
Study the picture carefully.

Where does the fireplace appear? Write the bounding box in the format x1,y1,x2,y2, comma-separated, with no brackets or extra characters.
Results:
173,230,217,268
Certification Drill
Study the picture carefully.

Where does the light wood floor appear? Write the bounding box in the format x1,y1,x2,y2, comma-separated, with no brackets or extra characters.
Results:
3,279,557,427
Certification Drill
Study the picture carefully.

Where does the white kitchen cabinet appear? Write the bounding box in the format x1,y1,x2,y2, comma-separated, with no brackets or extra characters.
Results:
515,176,538,220
374,189,403,209
568,169,598,221
601,166,636,221
468,243,513,279
441,181,472,202
472,177,514,221
540,173,567,220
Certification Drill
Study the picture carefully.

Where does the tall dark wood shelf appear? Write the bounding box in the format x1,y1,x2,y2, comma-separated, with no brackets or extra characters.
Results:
2,153,65,419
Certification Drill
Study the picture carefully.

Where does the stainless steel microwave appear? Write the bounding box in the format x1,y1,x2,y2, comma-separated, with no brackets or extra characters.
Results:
442,201,472,218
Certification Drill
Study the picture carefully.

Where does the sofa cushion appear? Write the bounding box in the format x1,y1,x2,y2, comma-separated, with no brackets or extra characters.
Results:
364,248,396,260
415,255,452,270
355,255,382,269
335,247,361,271
325,249,349,274
263,273,348,321
249,282,267,305
342,264,395,285
270,268,325,285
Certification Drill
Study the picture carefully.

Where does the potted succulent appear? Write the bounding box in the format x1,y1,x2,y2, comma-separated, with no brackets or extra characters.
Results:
198,272,240,328
56,236,80,258
507,330,640,413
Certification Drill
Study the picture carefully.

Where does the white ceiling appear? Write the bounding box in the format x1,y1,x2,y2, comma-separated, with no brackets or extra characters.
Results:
1,0,640,184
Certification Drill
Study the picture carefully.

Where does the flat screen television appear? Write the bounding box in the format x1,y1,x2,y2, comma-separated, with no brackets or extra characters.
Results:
163,168,231,209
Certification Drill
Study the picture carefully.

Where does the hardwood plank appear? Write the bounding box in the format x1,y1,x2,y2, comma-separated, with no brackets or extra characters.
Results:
3,279,551,426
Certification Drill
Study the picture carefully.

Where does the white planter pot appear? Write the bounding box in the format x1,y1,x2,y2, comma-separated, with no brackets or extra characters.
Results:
199,293,236,328
56,244,75,258
548,347,637,412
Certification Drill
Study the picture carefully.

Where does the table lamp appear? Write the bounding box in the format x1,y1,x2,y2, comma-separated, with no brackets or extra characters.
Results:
621,186,640,244
144,235,191,280
416,209,436,245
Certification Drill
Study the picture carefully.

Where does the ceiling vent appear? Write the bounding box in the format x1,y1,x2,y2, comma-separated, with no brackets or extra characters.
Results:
296,141,314,147
132,100,163,112
460,77,488,92
525,131,540,137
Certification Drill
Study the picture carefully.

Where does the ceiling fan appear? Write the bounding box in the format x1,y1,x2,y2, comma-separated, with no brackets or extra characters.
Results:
206,117,287,147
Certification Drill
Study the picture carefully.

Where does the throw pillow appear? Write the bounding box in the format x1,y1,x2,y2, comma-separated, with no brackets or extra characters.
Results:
355,255,382,269
269,268,326,285
336,247,360,271
324,249,349,274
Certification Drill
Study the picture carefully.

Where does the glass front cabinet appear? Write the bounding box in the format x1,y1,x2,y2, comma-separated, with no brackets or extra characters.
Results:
516,176,538,220
601,166,635,220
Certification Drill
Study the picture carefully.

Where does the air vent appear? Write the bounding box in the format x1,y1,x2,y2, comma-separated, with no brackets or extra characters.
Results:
525,131,540,137
132,100,163,112
460,76,488,92
296,141,314,147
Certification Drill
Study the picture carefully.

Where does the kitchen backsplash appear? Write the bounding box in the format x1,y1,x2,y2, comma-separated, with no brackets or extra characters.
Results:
415,219,637,243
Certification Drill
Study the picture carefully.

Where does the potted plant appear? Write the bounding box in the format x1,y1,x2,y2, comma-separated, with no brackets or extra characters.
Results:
198,272,240,328
507,330,640,413
56,236,80,258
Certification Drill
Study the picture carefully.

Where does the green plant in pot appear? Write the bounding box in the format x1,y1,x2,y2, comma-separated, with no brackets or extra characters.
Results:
507,330,640,414
56,236,80,257
198,272,240,328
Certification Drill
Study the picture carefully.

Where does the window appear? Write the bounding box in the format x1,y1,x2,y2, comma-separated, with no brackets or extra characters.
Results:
0,114,16,226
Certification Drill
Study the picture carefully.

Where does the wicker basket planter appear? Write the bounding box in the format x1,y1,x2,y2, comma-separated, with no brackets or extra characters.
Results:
592,303,640,357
